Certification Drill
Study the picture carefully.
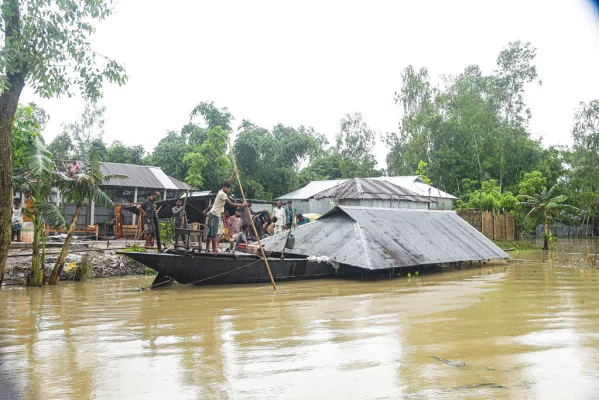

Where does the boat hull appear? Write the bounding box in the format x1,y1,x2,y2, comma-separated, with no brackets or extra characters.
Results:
119,251,365,285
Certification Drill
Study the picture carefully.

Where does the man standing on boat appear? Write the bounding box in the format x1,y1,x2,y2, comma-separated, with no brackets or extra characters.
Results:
206,169,247,253
137,192,157,247
172,198,186,243
272,201,285,234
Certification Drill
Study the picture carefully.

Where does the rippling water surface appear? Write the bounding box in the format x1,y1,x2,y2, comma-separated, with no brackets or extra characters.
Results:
1,239,599,399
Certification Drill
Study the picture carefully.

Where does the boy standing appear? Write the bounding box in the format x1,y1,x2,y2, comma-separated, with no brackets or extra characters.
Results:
11,198,23,242
137,192,157,247
285,200,297,229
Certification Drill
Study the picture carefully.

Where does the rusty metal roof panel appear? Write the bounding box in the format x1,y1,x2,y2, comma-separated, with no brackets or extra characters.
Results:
261,206,508,270
314,178,433,203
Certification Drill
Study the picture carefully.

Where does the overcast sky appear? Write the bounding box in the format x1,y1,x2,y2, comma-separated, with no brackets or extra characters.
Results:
21,0,599,168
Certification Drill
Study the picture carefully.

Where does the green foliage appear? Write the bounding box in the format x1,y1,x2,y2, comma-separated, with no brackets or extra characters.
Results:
415,160,432,185
233,120,326,199
47,132,74,161
184,126,231,190
159,218,175,246
11,103,48,173
73,254,93,281
105,141,145,164
457,179,517,213
518,171,547,197
0,0,127,101
518,184,576,249
386,42,546,195
15,137,66,286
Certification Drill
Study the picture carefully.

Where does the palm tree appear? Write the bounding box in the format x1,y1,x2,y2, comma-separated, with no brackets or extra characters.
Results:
49,152,125,284
518,184,576,250
13,137,66,286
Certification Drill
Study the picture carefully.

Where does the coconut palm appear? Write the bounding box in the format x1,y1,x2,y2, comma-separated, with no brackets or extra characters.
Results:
13,137,66,286
518,184,576,250
49,152,126,284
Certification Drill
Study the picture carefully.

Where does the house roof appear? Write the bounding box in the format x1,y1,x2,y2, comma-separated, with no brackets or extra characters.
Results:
100,162,191,190
371,176,457,200
261,206,507,269
313,178,433,202
277,180,345,200
277,176,457,201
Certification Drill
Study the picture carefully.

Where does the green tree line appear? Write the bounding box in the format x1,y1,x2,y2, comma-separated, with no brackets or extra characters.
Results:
34,41,599,237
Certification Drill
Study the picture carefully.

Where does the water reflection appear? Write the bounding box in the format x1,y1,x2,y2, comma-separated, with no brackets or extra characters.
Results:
1,240,599,399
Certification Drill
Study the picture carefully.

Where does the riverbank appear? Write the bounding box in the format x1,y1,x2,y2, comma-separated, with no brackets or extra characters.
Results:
3,240,151,285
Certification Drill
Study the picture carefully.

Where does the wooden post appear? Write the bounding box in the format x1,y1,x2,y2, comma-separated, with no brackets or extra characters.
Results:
227,135,277,292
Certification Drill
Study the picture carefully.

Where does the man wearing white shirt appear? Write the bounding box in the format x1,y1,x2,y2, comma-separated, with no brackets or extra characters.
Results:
272,200,285,234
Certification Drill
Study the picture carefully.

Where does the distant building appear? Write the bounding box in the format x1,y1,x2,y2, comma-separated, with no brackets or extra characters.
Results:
52,162,190,229
277,176,457,215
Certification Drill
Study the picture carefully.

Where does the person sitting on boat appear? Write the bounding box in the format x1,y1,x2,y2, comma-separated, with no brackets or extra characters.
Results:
233,224,250,252
137,192,157,247
207,169,247,253
227,208,243,250
297,214,311,226
264,216,277,237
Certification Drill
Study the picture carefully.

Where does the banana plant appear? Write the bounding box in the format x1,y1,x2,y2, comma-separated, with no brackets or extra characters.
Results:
49,152,126,284
14,137,66,286
518,184,577,250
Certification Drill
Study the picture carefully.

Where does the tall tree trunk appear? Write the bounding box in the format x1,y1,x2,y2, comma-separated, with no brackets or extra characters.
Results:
27,214,43,286
0,0,25,289
542,214,549,251
49,203,82,284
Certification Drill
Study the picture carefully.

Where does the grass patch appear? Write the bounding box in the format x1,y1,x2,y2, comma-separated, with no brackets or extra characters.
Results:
144,267,157,276
492,240,539,251
121,244,147,253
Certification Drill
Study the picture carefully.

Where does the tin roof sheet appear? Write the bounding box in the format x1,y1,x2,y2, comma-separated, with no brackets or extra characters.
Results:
314,178,433,202
100,162,191,190
278,176,457,201
261,206,507,269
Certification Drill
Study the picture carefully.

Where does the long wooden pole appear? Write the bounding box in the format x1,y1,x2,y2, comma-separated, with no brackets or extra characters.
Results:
227,135,277,291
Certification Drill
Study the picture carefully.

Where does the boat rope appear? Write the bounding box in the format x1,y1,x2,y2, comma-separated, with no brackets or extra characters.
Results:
138,258,264,291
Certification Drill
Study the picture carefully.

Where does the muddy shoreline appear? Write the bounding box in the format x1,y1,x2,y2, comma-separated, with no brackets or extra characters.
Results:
3,240,150,285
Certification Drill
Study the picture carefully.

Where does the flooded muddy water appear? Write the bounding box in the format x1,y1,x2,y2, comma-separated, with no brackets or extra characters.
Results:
1,239,599,399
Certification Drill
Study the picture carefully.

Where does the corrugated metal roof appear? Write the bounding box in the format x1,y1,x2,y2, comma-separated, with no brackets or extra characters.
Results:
261,206,508,270
276,180,345,200
278,176,457,200
100,162,191,190
314,178,433,203
169,176,192,190
372,176,458,200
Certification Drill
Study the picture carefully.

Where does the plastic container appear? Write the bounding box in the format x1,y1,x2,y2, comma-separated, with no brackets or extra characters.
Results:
21,222,34,242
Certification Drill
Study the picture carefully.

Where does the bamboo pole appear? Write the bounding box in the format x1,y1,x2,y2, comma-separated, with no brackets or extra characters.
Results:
227,135,277,291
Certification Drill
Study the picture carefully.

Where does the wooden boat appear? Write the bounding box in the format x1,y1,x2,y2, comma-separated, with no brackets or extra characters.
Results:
119,250,367,286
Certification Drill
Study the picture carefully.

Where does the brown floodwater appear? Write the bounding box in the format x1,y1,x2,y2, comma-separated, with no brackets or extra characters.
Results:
1,239,599,399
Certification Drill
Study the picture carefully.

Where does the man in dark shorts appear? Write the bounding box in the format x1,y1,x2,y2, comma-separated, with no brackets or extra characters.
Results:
172,198,186,243
137,192,157,247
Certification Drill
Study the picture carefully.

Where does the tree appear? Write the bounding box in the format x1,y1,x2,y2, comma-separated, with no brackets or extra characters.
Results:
518,185,575,250
49,153,123,284
184,126,231,190
335,112,380,178
47,131,74,162
415,160,432,185
11,103,48,173
0,0,126,282
11,137,66,287
567,100,599,235
457,179,517,214
233,120,325,199
105,141,145,164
